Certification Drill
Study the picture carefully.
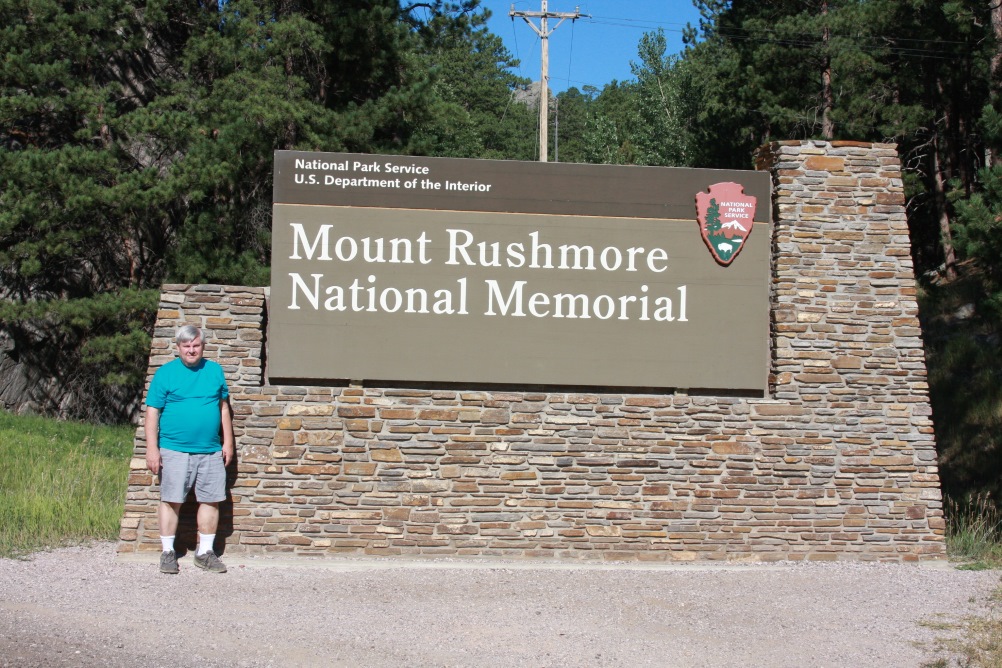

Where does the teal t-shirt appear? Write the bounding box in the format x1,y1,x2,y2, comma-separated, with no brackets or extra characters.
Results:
145,358,229,453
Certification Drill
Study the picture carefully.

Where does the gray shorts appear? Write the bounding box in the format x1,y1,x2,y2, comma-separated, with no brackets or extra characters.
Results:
160,449,226,504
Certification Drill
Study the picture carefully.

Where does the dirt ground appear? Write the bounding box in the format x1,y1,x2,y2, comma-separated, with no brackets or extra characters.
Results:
1,543,999,667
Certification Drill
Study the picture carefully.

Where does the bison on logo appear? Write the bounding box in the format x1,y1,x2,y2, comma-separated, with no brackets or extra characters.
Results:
695,182,757,266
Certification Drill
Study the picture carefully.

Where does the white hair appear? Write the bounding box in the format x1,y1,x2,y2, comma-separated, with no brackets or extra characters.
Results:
175,325,206,344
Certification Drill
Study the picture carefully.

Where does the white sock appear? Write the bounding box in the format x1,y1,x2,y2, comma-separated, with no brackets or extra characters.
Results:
197,533,216,556
161,536,175,553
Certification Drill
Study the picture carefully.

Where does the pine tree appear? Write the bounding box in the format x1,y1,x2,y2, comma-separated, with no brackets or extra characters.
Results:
0,0,486,419
0,0,162,419
411,6,536,160
681,0,991,271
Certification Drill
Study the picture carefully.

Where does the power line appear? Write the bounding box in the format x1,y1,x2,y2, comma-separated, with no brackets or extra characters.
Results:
500,6,984,98
582,10,981,49
556,7,986,61
581,13,983,60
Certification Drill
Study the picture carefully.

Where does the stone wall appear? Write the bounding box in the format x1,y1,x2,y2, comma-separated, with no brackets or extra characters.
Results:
117,141,946,563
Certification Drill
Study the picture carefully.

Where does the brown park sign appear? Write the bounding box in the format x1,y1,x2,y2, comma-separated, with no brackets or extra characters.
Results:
269,151,772,392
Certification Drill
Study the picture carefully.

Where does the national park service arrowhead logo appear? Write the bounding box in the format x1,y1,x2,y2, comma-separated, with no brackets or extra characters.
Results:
695,182,757,266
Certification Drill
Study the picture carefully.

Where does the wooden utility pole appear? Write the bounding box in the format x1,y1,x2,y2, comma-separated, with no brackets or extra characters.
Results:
510,2,583,162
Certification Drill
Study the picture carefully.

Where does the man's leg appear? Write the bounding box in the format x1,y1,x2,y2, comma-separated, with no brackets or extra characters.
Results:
196,501,219,547
157,501,181,574
192,452,228,572
193,502,226,572
159,501,182,538
158,448,190,547
158,449,191,574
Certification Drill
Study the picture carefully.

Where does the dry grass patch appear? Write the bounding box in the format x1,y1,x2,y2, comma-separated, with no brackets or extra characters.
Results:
921,580,1002,668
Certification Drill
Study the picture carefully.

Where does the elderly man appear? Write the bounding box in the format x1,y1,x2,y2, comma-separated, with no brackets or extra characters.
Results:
145,325,234,574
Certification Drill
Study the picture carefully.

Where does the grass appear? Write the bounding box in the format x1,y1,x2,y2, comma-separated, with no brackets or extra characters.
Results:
0,409,134,558
921,496,1002,668
946,494,1002,570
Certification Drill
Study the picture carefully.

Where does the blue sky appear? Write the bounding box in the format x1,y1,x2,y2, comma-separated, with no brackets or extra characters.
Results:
481,0,702,93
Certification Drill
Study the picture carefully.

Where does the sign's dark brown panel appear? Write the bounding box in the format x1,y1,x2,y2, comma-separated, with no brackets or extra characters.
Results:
269,152,771,391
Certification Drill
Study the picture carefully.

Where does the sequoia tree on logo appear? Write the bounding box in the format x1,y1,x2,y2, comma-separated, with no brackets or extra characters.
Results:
695,182,757,266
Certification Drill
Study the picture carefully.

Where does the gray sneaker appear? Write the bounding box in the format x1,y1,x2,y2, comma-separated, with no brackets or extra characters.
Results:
193,549,227,573
159,550,179,574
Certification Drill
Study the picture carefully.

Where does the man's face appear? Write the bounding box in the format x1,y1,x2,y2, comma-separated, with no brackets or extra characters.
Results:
177,337,205,368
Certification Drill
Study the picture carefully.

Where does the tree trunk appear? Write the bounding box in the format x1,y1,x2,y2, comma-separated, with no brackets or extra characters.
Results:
992,0,1002,85
989,0,1002,166
932,134,959,280
821,0,834,139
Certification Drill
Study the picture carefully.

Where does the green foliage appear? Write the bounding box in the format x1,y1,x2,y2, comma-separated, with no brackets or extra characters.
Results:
1,0,159,297
679,0,991,194
1,1,506,296
123,0,449,286
685,0,889,144
629,29,699,167
0,288,157,420
0,409,134,558
580,80,641,165
552,87,590,164
952,101,1002,320
919,277,1002,507
932,14,1002,506
2,0,509,419
0,0,517,296
412,8,536,160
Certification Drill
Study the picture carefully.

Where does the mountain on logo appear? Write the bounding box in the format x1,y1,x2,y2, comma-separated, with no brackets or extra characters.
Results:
722,220,747,232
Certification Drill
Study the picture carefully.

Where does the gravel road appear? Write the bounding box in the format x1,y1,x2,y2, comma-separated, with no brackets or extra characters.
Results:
1,542,998,667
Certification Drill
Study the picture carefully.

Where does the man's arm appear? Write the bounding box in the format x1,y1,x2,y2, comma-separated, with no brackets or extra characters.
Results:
145,406,161,474
220,398,235,466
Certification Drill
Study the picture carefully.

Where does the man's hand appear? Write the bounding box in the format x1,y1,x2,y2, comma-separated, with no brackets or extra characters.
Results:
144,406,162,474
146,446,162,475
220,398,235,466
